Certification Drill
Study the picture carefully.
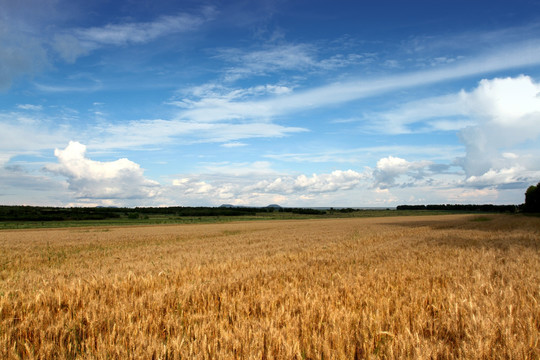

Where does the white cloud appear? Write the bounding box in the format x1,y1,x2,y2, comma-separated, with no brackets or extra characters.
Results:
217,44,316,80
245,169,367,195
45,141,160,199
362,75,540,189
217,43,372,81
464,166,540,189
170,40,540,125
34,80,103,93
373,156,432,189
221,142,247,148
163,163,481,207
175,83,294,106
172,178,214,195
172,82,298,123
93,119,306,148
168,169,368,206
458,75,540,177
0,112,72,164
463,76,540,126
170,177,236,203
264,145,464,164
171,150,458,205
53,7,216,62
362,93,473,134
78,14,207,46
403,23,540,60
0,103,304,169
17,104,43,111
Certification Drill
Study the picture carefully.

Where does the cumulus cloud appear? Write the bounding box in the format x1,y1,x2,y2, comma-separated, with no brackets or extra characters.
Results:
165,161,473,206
172,169,367,203
366,75,540,189
249,170,367,194
464,166,540,189
458,75,540,177
373,156,432,188
45,141,160,199
170,176,237,205
172,178,215,195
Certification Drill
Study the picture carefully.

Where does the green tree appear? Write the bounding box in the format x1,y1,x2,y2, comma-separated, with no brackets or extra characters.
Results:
524,182,540,213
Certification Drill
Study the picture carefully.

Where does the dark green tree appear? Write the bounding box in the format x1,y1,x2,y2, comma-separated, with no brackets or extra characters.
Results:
524,182,540,213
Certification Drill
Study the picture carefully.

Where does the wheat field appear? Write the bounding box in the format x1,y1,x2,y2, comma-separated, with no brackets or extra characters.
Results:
0,214,539,359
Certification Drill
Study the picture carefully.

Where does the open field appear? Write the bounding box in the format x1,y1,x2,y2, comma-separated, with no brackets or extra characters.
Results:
0,209,465,230
1,214,539,359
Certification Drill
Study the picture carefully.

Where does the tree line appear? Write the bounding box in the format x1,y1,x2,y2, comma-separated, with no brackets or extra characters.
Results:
1,182,539,222
524,182,540,212
398,181,540,214
0,205,326,222
396,204,519,212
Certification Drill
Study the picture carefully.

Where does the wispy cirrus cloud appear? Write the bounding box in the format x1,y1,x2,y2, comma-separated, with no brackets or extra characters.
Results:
217,44,316,77
402,22,540,58
0,111,73,165
53,7,216,62
174,83,293,105
0,102,305,166
215,42,372,81
264,145,464,164
221,142,247,148
34,80,103,93
90,118,306,149
172,40,540,124
17,104,43,111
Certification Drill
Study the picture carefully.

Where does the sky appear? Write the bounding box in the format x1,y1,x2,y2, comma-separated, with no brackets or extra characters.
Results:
2,0,540,207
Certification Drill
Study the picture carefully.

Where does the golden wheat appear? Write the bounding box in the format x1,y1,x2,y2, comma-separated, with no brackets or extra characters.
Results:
0,214,539,359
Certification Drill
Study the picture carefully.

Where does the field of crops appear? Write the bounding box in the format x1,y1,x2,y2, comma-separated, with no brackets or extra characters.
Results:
1,214,539,359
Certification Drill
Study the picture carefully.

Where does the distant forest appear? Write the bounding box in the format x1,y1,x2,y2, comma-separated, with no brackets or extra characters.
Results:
396,204,519,212
0,205,328,222
0,203,528,222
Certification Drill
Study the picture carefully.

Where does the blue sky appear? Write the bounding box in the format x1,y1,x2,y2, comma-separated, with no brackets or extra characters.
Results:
2,0,540,207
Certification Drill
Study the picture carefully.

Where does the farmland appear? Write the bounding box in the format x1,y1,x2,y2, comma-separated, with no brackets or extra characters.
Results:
0,214,539,359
